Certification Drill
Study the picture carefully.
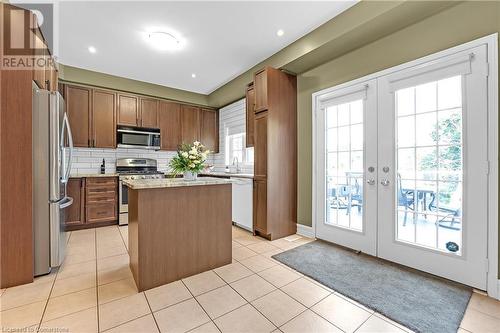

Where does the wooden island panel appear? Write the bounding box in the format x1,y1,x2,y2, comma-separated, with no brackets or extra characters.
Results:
128,183,232,291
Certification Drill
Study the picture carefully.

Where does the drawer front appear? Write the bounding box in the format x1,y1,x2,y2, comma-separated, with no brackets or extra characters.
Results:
86,177,117,187
86,202,117,223
86,190,116,203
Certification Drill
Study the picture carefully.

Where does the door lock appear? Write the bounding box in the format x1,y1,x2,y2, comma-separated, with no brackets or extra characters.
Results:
381,179,390,186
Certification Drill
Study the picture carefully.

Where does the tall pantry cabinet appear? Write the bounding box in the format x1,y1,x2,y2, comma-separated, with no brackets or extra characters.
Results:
249,67,297,240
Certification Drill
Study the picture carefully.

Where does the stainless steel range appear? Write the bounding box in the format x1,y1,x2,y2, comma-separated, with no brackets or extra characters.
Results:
117,158,164,225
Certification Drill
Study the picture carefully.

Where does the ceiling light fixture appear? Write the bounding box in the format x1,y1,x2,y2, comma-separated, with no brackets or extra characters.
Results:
147,31,181,51
88,46,97,54
276,29,284,37
191,73,196,78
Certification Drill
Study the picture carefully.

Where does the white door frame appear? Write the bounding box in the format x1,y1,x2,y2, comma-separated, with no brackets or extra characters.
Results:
312,34,498,299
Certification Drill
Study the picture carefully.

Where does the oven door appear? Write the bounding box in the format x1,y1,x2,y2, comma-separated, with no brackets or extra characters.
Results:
117,127,160,150
118,180,129,225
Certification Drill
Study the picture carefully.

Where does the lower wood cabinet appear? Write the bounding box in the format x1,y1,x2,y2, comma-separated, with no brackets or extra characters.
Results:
253,179,267,235
65,176,118,230
65,178,85,226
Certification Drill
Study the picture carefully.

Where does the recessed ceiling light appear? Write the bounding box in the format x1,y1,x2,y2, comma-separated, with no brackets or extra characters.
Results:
147,31,182,51
88,46,97,54
191,73,196,78
276,29,284,37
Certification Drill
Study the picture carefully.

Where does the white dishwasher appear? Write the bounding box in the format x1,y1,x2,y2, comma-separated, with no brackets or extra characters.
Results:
231,177,253,231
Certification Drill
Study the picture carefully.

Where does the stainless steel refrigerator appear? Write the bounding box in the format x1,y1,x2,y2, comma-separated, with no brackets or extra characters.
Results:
33,83,74,276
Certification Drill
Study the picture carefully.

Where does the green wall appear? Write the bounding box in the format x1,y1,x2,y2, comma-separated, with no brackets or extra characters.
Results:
297,1,500,228
59,64,209,106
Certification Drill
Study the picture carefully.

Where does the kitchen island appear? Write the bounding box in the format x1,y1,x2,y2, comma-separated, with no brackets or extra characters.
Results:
123,177,232,291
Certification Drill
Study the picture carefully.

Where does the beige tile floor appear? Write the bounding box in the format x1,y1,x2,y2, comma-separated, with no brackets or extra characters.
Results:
1,225,499,333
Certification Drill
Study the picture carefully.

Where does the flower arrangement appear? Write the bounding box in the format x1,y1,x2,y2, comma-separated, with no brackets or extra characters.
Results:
169,141,210,180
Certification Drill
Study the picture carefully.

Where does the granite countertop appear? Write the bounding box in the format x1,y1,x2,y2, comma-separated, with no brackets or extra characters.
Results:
200,171,254,179
70,173,118,178
122,177,233,190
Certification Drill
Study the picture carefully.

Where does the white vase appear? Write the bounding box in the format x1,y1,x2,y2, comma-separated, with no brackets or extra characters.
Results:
183,171,197,181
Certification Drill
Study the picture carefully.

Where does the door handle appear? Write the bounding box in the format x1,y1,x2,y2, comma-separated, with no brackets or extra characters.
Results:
381,179,390,186
366,179,375,185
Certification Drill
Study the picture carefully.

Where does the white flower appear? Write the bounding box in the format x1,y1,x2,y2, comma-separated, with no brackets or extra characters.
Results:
189,163,195,168
194,141,200,146
189,155,196,159
181,152,189,158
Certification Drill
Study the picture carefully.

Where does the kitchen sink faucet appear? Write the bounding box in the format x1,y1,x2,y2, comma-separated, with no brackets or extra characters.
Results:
232,156,241,173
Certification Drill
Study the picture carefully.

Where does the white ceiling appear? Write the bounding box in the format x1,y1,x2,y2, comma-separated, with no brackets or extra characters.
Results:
58,1,357,94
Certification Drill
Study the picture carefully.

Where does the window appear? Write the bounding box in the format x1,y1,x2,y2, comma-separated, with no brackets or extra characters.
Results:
225,132,254,166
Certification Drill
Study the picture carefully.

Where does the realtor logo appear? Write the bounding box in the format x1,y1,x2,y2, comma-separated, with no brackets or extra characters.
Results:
2,2,54,70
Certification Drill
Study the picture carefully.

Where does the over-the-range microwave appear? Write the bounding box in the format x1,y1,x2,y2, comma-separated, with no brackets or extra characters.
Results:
117,126,161,150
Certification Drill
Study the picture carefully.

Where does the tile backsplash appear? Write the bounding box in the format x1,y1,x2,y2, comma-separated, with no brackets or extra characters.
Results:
67,147,214,175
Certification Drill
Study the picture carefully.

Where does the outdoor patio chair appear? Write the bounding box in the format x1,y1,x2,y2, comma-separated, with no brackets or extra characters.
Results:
398,174,415,226
428,194,462,231
329,185,350,210
346,176,363,214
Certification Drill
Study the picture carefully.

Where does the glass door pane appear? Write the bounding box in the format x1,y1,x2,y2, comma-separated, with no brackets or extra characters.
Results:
325,100,364,232
395,75,463,255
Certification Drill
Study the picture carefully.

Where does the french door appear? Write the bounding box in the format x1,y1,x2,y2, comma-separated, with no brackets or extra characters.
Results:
314,44,490,289
315,80,378,255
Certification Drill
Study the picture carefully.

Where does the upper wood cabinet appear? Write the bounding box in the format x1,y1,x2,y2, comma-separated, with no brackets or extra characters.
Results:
31,13,58,92
181,105,201,144
63,82,218,152
65,85,116,149
65,85,91,147
92,90,116,148
159,101,181,151
140,98,159,128
200,108,219,153
254,68,268,112
254,112,268,179
32,29,47,89
245,85,255,147
117,94,139,126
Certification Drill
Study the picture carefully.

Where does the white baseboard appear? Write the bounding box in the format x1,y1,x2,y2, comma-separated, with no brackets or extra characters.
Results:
496,280,500,300
296,224,315,238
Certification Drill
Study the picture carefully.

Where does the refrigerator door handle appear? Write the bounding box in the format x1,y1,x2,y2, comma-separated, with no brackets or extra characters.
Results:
61,112,74,184
60,196,73,209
